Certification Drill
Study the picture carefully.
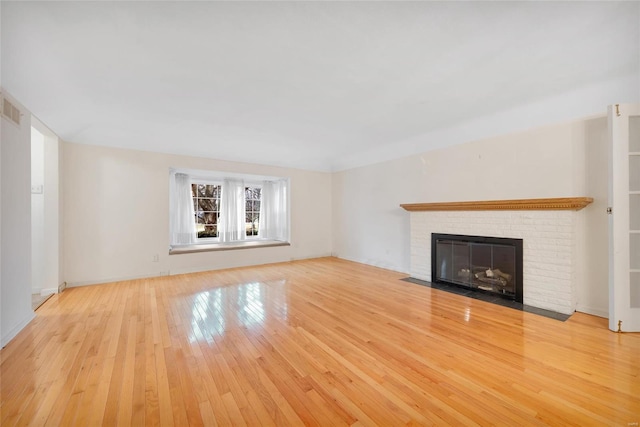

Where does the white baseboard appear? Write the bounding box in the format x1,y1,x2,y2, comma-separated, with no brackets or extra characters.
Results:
2,312,36,348
68,272,164,288
168,253,333,275
575,305,608,319
40,287,58,295
333,254,408,275
68,254,335,287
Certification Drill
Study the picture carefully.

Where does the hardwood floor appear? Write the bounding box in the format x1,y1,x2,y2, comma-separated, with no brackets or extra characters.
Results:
1,257,639,426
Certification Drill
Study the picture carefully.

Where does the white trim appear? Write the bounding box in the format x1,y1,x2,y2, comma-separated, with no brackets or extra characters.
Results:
171,167,282,183
68,272,170,288
1,312,36,348
170,239,289,254
575,305,608,319
334,254,407,275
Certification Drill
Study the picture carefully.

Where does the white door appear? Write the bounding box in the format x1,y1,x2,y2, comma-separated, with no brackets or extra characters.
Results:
608,103,640,332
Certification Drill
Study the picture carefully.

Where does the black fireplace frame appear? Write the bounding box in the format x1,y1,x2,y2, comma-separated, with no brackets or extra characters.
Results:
431,233,523,303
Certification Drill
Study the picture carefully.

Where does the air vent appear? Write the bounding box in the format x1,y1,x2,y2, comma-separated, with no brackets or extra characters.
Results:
2,96,22,126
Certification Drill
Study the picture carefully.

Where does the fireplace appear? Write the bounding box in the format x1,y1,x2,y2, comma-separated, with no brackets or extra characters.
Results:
402,199,594,314
431,233,523,303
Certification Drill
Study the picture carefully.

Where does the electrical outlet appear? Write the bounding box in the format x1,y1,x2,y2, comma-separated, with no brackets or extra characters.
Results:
31,184,43,194
152,254,159,262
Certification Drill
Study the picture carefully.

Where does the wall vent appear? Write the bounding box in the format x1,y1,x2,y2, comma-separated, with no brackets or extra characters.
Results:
2,96,22,126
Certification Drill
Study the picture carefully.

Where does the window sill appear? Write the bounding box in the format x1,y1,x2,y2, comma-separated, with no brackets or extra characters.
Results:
169,240,290,255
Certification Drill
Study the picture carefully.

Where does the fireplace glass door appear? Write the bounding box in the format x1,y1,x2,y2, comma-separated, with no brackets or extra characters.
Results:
433,234,522,302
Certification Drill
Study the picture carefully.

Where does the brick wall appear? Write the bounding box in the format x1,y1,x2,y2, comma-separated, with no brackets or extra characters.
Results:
410,210,577,314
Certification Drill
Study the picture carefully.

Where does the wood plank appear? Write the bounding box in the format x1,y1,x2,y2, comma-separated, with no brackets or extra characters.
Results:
400,197,594,211
1,257,639,425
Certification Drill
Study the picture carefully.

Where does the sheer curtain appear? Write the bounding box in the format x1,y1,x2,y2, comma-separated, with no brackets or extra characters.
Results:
170,172,196,246
219,179,246,242
259,179,288,241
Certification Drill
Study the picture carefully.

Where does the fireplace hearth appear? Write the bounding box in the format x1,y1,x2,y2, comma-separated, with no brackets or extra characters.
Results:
431,233,523,303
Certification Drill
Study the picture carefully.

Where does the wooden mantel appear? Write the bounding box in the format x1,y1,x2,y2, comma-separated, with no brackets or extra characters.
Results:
400,197,593,212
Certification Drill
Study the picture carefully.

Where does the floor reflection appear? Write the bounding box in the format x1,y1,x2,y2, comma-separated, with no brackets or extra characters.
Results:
190,289,225,343
236,282,265,327
189,279,288,343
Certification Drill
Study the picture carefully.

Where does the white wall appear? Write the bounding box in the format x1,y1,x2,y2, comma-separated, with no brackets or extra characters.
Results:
1,91,35,346
576,118,609,317
332,117,609,317
31,127,45,294
41,120,62,293
62,142,332,285
30,118,62,295
1,94,3,342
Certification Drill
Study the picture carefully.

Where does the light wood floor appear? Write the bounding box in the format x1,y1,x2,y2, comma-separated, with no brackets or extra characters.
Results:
1,257,639,426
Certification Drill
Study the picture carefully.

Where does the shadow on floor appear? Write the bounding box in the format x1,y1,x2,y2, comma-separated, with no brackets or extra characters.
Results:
32,293,54,311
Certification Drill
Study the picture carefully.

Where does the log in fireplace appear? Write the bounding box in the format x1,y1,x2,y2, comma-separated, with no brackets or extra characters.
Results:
431,233,523,303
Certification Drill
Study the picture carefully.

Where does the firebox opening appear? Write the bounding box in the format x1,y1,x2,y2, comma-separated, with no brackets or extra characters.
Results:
431,233,523,303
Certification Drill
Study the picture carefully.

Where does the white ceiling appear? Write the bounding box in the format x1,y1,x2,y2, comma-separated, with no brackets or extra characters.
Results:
2,1,639,171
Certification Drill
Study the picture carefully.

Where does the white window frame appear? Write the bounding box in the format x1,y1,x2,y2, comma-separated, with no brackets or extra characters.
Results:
169,169,290,254
243,182,262,240
191,179,222,243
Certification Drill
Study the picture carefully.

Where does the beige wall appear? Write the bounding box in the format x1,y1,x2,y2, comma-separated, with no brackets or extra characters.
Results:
1,91,35,346
59,115,610,318
332,116,609,317
62,143,332,285
30,118,62,295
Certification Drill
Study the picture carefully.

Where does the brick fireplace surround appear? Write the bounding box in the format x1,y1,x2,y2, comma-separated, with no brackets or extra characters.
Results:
401,198,593,315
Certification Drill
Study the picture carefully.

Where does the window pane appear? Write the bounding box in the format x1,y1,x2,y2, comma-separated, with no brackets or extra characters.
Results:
630,156,640,191
632,272,640,308
199,198,215,211
245,186,260,202
202,212,215,224
630,116,640,152
631,194,640,231
190,182,222,239
179,175,284,244
631,234,640,270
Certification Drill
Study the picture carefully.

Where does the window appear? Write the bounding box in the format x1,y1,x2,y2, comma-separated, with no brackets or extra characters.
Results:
169,169,289,252
192,183,221,239
245,186,261,237
192,182,262,240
